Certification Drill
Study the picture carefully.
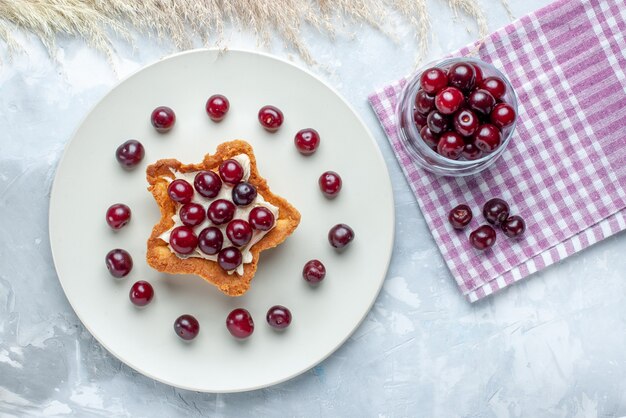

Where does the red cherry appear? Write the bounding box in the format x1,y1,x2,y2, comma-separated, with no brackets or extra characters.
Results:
232,182,257,206
226,219,253,247
106,203,131,230
448,204,473,229
258,105,284,132
469,225,497,250
471,63,484,86
490,103,516,129
168,179,194,204
179,203,206,227
462,143,483,160
150,106,176,133
248,207,275,231
174,314,200,341
218,247,242,271
319,171,342,198
473,124,502,153
194,171,222,198
302,259,326,284
170,226,198,255
453,109,479,137
115,140,144,168
426,111,450,134
219,159,244,184
447,62,476,92
294,129,320,155
206,94,230,122
483,198,510,226
480,77,507,100
415,90,436,114
437,132,465,160
468,89,496,116
502,215,526,238
198,227,223,255
328,224,354,249
105,249,133,278
129,281,154,307
420,68,448,94
226,308,254,339
420,126,439,148
266,305,292,330
435,87,464,115
207,199,236,225
413,109,428,131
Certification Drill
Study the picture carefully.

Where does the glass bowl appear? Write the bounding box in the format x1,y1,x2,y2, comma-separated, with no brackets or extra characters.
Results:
396,57,518,177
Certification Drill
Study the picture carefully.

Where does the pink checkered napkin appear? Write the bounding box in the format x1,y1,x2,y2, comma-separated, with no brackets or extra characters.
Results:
369,0,626,302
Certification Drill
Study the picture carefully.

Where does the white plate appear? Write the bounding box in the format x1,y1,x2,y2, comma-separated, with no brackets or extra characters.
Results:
49,49,394,392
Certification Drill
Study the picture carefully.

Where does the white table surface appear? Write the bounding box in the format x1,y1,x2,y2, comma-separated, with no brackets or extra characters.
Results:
2,1,626,416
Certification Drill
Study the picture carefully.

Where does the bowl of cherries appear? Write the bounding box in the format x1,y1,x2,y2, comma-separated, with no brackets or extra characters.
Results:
397,57,518,177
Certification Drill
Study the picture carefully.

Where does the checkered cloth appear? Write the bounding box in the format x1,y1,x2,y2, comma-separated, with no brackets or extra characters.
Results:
369,0,626,302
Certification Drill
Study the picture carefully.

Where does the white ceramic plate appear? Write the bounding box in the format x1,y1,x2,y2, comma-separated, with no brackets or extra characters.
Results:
49,49,394,392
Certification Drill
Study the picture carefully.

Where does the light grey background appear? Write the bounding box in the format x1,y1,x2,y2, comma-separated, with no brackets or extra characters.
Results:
1,0,625,416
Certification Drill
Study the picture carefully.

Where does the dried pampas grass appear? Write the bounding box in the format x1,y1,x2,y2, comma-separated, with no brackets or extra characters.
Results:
0,0,499,65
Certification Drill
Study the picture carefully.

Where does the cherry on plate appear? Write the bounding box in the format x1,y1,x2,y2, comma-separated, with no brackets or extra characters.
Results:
302,259,326,284
168,179,194,204
482,198,510,226
218,246,243,271
170,226,198,255
258,105,284,132
129,281,154,307
226,308,254,339
198,227,224,255
319,171,342,198
248,207,275,231
151,106,176,133
328,224,354,249
448,204,473,229
294,129,320,155
105,249,133,278
266,305,292,330
206,94,230,122
106,203,131,230
115,140,145,168
174,314,200,341
219,159,244,185
469,225,497,250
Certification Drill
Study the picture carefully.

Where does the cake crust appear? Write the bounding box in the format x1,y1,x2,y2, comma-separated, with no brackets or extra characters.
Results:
146,140,301,296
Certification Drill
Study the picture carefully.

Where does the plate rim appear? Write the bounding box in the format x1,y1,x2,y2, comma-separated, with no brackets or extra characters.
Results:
48,48,396,393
